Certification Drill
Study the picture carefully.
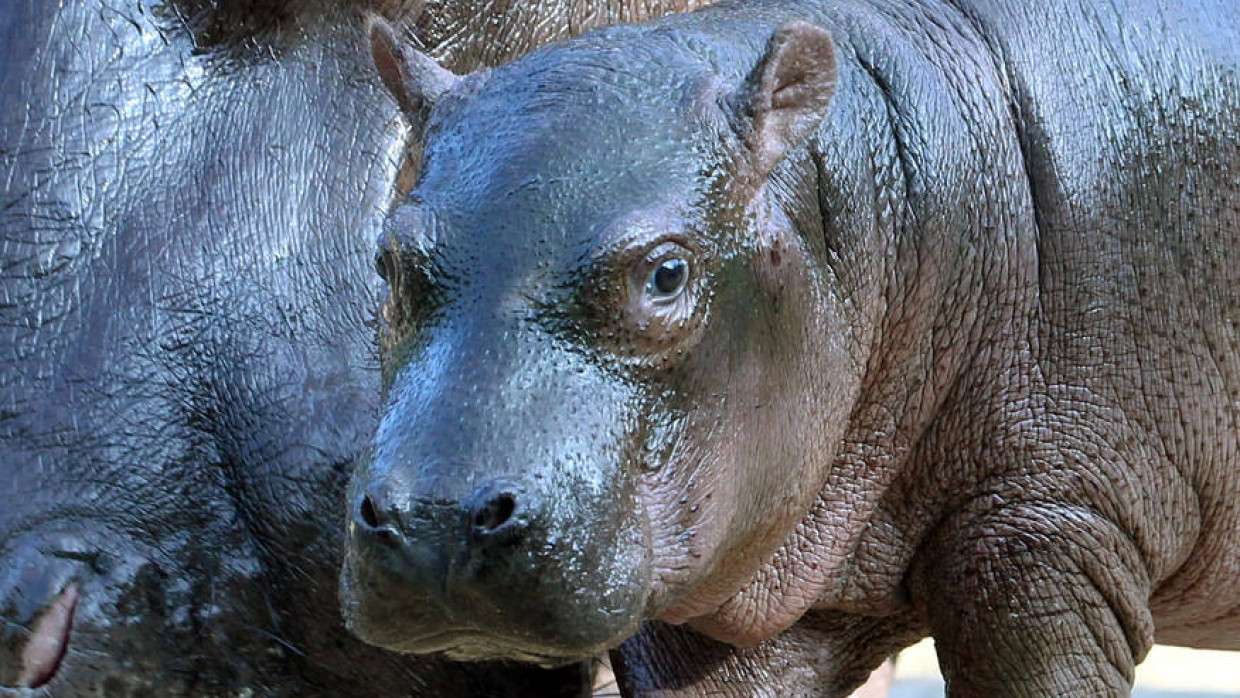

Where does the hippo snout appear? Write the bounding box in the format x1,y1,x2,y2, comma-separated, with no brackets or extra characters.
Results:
343,455,653,664
355,478,533,551
0,531,232,695
348,476,541,598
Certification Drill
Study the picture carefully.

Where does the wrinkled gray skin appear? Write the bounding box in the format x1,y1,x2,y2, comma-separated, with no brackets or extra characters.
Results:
343,0,1240,695
412,0,711,71
0,0,713,695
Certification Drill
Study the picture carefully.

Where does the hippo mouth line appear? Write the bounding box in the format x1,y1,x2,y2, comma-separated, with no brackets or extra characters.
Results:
10,585,78,690
393,628,595,667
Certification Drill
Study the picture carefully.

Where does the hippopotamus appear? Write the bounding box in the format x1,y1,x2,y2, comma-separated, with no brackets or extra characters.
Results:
0,0,715,695
341,0,1240,695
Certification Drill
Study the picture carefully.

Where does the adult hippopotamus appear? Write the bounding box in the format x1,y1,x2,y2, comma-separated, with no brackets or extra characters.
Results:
342,0,1240,695
0,0,711,695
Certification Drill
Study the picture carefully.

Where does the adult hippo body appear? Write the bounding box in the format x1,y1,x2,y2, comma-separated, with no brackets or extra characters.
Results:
0,0,709,695
343,0,1240,695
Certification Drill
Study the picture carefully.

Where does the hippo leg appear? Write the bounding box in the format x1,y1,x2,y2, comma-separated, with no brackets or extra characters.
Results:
611,613,917,698
910,503,1156,697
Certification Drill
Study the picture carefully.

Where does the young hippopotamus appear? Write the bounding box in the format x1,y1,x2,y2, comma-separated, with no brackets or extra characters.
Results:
341,0,1240,695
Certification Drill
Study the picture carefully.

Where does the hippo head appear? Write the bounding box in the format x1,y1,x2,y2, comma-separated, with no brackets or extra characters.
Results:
343,18,853,664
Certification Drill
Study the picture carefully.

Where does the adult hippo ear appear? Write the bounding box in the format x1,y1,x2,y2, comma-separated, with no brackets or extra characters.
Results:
729,20,838,179
369,15,461,135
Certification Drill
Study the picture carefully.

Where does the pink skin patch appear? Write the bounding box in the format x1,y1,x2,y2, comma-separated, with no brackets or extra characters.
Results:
850,660,895,698
18,584,77,688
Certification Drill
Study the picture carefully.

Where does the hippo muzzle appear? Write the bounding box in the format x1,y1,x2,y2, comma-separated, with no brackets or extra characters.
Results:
341,324,654,664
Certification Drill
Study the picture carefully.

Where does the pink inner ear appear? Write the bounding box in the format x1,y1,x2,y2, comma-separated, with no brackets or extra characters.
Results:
767,29,835,110
745,21,838,178
369,17,410,105
367,18,462,124
757,21,837,119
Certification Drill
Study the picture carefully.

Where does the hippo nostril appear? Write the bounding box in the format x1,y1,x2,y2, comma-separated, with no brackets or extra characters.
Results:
355,493,403,547
472,492,517,535
359,494,382,530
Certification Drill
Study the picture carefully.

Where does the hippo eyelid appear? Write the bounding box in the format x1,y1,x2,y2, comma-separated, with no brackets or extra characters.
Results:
591,225,705,284
596,225,696,259
584,199,700,259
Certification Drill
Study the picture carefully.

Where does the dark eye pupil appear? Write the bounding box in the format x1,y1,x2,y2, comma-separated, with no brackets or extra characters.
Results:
651,258,688,296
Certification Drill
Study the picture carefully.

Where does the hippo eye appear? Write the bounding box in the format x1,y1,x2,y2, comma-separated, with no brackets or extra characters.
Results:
596,237,705,357
644,257,690,302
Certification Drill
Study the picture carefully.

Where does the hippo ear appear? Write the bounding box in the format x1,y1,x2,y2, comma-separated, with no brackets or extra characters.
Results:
731,21,838,178
369,16,460,133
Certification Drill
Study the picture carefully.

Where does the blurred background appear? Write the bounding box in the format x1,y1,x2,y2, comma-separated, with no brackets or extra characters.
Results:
891,641,1240,697
593,642,1240,696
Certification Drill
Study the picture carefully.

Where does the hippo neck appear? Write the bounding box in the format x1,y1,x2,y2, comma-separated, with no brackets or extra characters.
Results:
829,0,1041,613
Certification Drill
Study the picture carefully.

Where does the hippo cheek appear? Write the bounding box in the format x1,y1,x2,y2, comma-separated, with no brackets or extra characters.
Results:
635,226,856,625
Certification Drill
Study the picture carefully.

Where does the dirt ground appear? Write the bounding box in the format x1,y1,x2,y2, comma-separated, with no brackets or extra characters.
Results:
891,640,1240,698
